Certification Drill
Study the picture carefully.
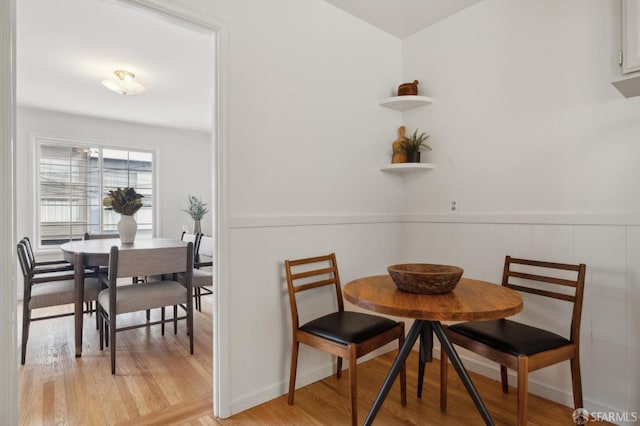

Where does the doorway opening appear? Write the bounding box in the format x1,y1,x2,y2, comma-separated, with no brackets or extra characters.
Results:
14,0,227,420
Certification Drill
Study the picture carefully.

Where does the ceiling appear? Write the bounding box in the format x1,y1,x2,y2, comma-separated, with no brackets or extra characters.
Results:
17,0,215,132
17,0,482,132
322,0,483,39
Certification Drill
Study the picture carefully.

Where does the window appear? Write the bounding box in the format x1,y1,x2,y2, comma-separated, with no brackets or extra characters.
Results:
37,138,154,248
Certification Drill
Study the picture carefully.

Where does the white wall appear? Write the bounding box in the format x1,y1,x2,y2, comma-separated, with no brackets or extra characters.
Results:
153,0,640,419
16,106,212,246
169,0,406,415
401,0,640,418
7,0,636,423
402,0,640,215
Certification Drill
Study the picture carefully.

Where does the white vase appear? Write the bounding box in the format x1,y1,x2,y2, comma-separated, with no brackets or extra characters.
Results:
118,215,137,244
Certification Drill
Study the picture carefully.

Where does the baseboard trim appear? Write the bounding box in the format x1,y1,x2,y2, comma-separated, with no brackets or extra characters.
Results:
435,348,625,419
229,346,395,416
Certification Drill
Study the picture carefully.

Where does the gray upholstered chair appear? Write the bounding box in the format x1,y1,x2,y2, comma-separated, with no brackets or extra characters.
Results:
17,241,101,364
192,234,213,311
97,242,194,374
180,231,200,248
173,232,213,311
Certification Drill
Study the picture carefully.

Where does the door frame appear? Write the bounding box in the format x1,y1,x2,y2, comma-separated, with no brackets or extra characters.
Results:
121,1,232,417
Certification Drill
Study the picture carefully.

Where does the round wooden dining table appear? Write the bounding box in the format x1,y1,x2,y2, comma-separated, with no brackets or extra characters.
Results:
343,275,523,426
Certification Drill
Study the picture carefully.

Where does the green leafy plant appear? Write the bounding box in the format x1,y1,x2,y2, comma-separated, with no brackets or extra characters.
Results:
102,187,144,216
396,129,432,153
182,195,209,221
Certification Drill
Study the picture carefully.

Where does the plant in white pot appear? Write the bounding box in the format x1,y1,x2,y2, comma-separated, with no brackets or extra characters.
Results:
102,187,144,243
396,128,431,163
182,195,209,234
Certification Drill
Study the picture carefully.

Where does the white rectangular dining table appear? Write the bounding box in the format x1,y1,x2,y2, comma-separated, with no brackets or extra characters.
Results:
60,237,188,357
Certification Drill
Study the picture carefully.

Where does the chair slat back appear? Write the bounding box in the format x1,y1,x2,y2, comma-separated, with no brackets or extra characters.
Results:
284,253,343,330
22,237,37,269
16,242,32,279
84,232,119,240
109,244,193,279
181,232,200,250
198,235,214,258
502,256,586,342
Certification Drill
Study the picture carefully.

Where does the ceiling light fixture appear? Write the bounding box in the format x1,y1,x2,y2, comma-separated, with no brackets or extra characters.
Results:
102,70,146,95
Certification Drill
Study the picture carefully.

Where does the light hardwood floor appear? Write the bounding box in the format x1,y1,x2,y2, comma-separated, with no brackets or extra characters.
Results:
19,297,593,425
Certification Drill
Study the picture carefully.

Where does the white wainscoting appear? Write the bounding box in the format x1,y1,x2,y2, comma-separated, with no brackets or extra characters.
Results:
229,214,638,419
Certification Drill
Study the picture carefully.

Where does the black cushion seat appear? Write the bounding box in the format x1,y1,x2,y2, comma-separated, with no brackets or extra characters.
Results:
449,319,570,356
300,311,398,345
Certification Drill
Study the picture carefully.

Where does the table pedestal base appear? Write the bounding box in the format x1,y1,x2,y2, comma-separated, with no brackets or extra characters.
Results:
364,319,495,426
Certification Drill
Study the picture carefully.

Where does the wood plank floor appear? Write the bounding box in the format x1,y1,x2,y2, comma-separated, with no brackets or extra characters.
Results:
19,297,593,425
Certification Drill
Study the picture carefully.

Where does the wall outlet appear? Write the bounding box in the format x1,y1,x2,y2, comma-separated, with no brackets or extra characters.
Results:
450,199,458,213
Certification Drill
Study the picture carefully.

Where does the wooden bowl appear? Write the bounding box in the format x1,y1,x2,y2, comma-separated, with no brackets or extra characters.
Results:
387,264,463,294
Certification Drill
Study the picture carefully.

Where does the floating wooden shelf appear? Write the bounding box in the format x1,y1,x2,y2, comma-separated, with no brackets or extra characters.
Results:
380,163,435,172
379,95,434,111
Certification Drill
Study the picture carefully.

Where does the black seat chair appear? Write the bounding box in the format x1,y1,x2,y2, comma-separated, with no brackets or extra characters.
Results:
439,256,587,425
285,253,406,426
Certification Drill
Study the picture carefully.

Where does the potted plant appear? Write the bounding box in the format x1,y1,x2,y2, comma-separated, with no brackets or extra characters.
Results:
102,187,144,243
396,129,431,163
182,195,209,234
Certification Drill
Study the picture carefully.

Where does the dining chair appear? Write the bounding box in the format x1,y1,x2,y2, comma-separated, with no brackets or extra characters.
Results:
18,242,101,364
161,231,212,314
83,232,120,273
192,234,213,311
97,242,194,374
83,232,119,240
439,256,587,425
180,231,200,248
285,253,406,426
22,236,74,274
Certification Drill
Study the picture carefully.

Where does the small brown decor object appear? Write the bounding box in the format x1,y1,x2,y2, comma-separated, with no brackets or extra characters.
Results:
397,80,419,96
391,126,408,163
387,263,464,294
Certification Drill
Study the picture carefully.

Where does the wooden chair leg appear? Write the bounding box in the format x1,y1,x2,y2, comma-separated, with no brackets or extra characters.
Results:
399,324,406,406
173,305,178,335
188,300,194,355
517,356,529,426
570,356,583,408
99,310,104,351
440,345,448,411
161,307,165,336
110,317,117,374
501,365,509,393
21,305,30,365
288,341,299,405
336,357,342,378
348,344,358,426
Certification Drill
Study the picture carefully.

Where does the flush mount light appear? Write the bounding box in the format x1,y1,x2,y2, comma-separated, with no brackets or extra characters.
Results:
102,70,146,95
